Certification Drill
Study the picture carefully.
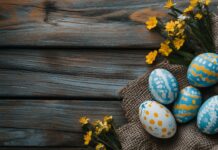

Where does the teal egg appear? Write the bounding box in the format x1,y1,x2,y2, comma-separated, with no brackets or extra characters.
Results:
149,69,179,104
187,53,218,87
197,95,218,134
173,86,202,123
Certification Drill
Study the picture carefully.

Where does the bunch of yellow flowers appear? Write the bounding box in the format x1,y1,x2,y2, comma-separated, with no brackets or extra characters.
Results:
79,116,121,150
145,0,215,65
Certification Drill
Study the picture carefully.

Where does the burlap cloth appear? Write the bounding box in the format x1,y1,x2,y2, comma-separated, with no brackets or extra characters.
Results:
116,15,218,150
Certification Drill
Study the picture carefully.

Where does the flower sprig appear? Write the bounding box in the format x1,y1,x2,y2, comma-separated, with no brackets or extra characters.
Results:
79,116,121,150
145,0,215,66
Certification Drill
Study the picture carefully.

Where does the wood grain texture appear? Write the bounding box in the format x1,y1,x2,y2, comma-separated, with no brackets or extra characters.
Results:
1,0,217,48
0,100,125,146
0,0,167,48
1,147,90,150
0,148,91,150
0,49,148,98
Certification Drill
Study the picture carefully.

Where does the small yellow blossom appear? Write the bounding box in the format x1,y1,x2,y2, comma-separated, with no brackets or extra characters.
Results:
199,0,211,5
176,28,185,36
145,50,158,64
104,116,113,123
93,120,111,135
175,20,185,29
159,41,173,56
103,121,111,132
93,120,104,126
95,126,103,135
190,0,199,7
195,13,203,20
164,0,175,9
165,20,176,33
173,38,185,50
96,143,106,150
183,5,194,13
205,0,211,5
79,117,89,125
84,131,92,145
146,17,158,30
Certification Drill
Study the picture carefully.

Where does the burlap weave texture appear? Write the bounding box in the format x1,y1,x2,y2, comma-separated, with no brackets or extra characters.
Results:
116,15,218,150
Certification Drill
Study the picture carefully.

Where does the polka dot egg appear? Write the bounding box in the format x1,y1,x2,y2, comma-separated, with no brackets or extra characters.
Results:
197,95,218,134
139,100,177,138
149,69,179,104
173,86,202,123
187,53,218,87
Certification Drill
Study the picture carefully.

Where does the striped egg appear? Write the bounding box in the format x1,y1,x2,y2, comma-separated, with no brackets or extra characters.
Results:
173,86,202,123
187,53,218,87
149,69,179,104
197,95,218,134
139,100,177,138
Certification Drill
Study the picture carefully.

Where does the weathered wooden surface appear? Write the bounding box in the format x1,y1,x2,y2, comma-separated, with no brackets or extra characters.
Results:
0,49,147,98
0,0,165,48
0,100,125,146
1,0,218,149
1,147,90,150
1,0,217,48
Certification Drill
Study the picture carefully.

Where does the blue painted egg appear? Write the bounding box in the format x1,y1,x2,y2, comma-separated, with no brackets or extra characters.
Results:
149,69,179,104
173,86,202,123
197,95,218,134
187,53,218,87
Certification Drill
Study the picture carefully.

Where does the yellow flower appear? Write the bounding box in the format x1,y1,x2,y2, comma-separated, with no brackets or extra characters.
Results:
190,0,199,6
195,13,203,20
165,20,176,33
159,41,173,56
146,17,158,30
183,5,194,13
104,116,113,123
79,117,89,125
173,38,185,50
95,126,103,135
93,120,104,126
84,131,92,145
103,121,111,132
145,50,158,64
205,0,211,5
96,143,106,150
176,28,185,36
164,0,175,9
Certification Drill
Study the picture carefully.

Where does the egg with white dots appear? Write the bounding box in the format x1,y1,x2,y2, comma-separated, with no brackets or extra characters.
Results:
139,100,177,138
187,53,218,87
173,86,202,123
197,95,218,134
149,69,179,104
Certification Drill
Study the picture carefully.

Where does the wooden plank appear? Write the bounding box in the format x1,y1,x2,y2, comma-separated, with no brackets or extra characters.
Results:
0,0,166,48
0,148,91,150
0,147,90,150
0,100,126,146
0,49,148,98
0,0,217,48
1,0,217,48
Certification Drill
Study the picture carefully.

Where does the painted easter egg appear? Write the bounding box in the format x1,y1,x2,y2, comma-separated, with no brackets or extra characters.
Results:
187,53,218,87
197,95,218,134
173,86,202,123
139,100,177,138
149,69,179,104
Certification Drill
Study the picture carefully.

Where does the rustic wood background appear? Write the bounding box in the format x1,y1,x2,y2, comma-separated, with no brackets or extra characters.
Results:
0,0,217,149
